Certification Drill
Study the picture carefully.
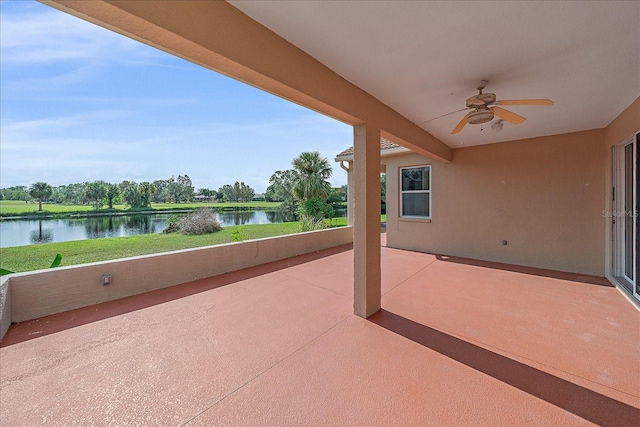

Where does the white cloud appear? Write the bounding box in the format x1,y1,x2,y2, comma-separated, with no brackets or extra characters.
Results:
1,110,130,137
0,2,352,192
63,96,199,106
0,99,352,191
0,4,164,67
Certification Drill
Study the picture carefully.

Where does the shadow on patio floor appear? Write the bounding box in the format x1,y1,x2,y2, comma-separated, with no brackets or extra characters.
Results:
369,309,640,426
434,254,613,286
1,244,353,348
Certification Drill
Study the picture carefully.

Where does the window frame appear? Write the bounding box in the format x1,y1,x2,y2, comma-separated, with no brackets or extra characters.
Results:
399,164,432,220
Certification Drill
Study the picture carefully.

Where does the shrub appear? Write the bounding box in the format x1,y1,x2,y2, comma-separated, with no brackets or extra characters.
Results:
231,226,245,242
277,199,298,222
177,208,222,235
162,214,181,234
297,198,334,221
299,215,327,232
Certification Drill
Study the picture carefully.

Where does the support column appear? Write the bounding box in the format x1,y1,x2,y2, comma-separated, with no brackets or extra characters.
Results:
338,160,354,225
353,124,381,318
347,161,354,225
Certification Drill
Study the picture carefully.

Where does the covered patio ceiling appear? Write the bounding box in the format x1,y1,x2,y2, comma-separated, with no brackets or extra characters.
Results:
230,1,640,148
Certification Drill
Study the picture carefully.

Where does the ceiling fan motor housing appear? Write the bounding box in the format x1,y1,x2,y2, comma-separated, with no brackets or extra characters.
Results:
443,80,552,134
466,106,494,124
466,92,496,107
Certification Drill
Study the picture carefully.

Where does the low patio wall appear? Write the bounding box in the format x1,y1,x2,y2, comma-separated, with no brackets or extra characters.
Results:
0,276,11,340
0,227,353,336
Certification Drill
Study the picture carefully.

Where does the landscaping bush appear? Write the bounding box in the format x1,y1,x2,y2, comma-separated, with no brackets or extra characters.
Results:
231,226,245,242
177,208,222,235
297,198,333,221
299,215,327,232
162,214,181,234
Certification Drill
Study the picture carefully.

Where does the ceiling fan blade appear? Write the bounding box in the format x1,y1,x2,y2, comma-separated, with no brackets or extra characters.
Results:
451,114,468,134
493,106,526,124
495,99,554,106
422,108,468,124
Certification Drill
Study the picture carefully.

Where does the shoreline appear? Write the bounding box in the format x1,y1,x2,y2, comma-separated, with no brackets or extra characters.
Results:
0,205,281,221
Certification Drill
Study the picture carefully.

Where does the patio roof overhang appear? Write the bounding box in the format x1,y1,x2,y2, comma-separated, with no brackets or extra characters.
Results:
40,0,455,317
41,0,451,163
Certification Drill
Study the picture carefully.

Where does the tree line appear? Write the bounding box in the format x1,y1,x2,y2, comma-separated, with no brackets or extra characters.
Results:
1,174,259,210
1,152,348,222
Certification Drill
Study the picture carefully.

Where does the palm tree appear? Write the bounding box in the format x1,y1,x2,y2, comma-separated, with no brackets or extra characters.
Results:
106,183,121,209
291,151,332,201
29,182,53,211
85,181,108,210
139,182,156,208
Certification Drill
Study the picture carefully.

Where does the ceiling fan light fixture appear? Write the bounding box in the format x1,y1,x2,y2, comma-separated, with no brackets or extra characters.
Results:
432,81,553,134
466,92,496,108
466,107,494,125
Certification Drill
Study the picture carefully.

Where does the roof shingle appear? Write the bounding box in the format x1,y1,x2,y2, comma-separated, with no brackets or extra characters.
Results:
335,138,400,158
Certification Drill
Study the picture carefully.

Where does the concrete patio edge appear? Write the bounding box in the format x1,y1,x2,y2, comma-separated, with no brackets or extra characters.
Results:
1,226,353,338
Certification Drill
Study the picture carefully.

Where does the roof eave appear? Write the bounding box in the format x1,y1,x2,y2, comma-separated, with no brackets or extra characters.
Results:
335,146,411,162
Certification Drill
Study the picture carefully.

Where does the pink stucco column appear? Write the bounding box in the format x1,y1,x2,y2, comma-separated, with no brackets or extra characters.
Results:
353,124,381,318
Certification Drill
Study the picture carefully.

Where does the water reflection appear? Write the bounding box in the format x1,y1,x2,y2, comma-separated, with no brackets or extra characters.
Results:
1,210,291,248
85,216,113,239
215,210,297,226
127,215,156,234
83,215,161,238
266,210,296,223
29,222,53,244
218,211,255,226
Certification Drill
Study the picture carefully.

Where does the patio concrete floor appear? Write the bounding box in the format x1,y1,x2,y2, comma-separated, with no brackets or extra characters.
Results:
1,238,639,426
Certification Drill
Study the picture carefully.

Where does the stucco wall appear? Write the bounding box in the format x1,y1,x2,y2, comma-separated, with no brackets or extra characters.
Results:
385,129,606,275
0,276,11,340
605,97,639,149
6,227,353,324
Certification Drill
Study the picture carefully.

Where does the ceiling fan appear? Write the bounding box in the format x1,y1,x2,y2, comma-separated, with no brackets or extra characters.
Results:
424,80,554,134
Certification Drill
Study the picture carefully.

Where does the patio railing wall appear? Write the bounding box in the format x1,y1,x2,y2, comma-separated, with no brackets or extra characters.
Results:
0,227,353,340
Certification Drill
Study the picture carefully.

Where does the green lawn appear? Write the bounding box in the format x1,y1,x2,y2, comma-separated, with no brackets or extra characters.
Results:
0,200,280,216
0,214,386,273
1,222,306,273
0,200,99,215
327,214,385,227
150,201,281,210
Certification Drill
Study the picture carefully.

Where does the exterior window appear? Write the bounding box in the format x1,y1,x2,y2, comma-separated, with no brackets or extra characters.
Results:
400,165,431,219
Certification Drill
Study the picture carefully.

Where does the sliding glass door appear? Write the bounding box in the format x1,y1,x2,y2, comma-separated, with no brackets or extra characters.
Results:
612,133,638,300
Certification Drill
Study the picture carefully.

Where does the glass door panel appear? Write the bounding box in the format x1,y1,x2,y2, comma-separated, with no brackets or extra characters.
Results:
624,143,634,281
612,134,637,301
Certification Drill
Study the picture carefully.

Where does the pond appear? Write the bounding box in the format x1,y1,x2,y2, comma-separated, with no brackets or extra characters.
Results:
0,211,292,248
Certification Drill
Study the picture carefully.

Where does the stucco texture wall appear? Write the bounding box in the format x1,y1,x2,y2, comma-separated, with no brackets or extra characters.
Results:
605,97,639,149
385,129,606,276
6,227,353,324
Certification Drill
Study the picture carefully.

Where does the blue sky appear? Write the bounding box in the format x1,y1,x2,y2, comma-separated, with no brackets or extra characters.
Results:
0,1,352,193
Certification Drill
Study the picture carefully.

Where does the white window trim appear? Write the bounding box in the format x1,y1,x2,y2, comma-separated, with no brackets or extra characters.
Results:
400,165,431,220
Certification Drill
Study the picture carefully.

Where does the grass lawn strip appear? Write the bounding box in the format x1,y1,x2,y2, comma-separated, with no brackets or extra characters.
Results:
1,222,305,273
0,200,282,217
1,215,389,273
